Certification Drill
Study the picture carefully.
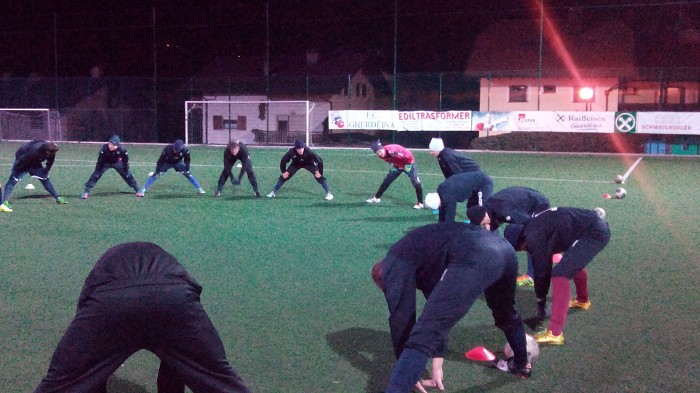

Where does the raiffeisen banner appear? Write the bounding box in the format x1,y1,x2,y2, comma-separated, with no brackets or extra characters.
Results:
509,111,615,133
398,111,472,131
328,110,399,130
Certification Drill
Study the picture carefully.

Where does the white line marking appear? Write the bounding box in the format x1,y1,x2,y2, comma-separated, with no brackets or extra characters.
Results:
622,157,643,183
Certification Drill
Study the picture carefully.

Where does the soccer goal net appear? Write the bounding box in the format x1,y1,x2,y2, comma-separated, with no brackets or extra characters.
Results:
0,108,62,141
185,100,327,146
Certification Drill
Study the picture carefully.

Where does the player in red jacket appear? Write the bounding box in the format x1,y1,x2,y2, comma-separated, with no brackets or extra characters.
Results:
366,140,424,209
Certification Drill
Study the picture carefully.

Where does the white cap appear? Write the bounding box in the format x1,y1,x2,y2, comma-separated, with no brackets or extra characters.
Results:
429,138,444,153
425,193,441,210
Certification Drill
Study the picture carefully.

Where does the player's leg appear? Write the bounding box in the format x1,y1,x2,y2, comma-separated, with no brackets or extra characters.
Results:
242,162,260,196
142,165,169,193
374,169,401,199
2,170,25,204
387,265,484,391
216,166,233,194
380,256,419,359
404,163,424,205
268,165,300,196
152,292,251,393
83,166,108,197
484,255,528,368
34,296,137,393
113,163,140,193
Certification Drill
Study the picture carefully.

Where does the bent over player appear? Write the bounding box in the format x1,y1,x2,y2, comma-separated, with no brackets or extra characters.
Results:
34,242,251,393
366,140,424,209
140,140,205,195
215,141,260,197
81,135,142,199
372,222,532,392
2,140,66,211
504,207,611,345
266,139,332,200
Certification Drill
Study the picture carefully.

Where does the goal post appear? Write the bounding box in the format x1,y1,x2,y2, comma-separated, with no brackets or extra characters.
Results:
185,100,327,146
0,108,62,141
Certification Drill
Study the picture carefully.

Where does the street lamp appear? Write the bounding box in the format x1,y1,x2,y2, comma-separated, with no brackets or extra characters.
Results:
576,86,595,111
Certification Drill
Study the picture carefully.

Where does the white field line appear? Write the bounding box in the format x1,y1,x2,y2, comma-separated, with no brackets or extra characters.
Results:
0,158,612,184
622,157,643,183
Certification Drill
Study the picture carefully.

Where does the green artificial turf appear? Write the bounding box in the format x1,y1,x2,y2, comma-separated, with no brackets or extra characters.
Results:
0,142,698,392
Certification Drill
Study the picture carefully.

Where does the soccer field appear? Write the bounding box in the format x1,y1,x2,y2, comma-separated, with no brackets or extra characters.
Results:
1,142,698,393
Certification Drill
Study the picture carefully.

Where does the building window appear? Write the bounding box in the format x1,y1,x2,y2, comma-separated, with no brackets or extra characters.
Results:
355,83,367,97
509,85,528,102
542,85,556,94
278,115,289,132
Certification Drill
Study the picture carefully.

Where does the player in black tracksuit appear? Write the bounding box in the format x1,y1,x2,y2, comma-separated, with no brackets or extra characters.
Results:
81,135,141,198
372,223,531,392
504,207,611,345
481,186,551,285
266,139,332,200
141,140,204,194
436,171,493,222
428,138,492,222
34,242,251,393
215,141,260,197
2,140,66,209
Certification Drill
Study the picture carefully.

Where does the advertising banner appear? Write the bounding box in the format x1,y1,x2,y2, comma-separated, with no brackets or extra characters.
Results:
398,111,472,131
328,110,399,130
509,111,615,133
636,112,700,135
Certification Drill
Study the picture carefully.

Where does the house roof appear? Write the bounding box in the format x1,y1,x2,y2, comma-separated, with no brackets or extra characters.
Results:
465,18,638,79
192,49,392,98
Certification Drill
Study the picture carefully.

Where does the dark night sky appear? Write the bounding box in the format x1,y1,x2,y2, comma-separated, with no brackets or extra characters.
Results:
1,0,698,78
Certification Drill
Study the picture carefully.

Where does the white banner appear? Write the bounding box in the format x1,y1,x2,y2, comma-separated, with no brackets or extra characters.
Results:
636,112,700,135
398,111,472,131
328,110,398,130
509,111,615,133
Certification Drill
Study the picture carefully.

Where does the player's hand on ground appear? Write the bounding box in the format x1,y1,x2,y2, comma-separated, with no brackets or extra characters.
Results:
414,381,428,393
232,179,240,185
419,357,445,390
282,172,289,179
314,171,321,178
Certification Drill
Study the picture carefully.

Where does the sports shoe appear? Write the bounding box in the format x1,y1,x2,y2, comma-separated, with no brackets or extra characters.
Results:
0,203,12,213
2,201,12,210
81,193,89,199
413,202,424,209
214,191,221,197
534,329,564,345
197,188,206,194
266,191,276,198
495,358,532,379
366,196,380,203
136,191,144,197
569,299,592,311
325,192,334,200
517,274,534,287
254,191,261,198
56,197,67,204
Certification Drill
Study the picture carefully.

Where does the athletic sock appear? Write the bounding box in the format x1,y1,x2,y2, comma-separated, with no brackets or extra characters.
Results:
548,277,570,336
572,268,588,303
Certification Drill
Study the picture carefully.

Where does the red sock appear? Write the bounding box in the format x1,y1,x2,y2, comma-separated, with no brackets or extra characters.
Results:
549,277,570,336
573,268,588,302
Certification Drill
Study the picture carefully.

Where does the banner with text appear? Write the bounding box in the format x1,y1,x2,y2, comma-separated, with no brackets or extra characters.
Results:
636,112,700,135
329,110,398,130
397,111,472,131
505,111,615,133
328,110,700,135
